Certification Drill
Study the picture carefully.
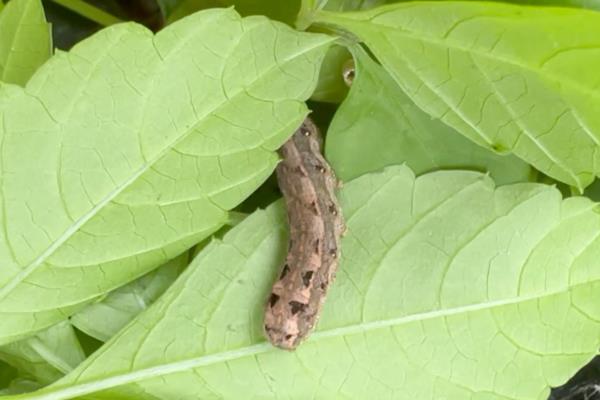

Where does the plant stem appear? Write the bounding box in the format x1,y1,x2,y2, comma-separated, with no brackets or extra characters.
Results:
48,0,123,27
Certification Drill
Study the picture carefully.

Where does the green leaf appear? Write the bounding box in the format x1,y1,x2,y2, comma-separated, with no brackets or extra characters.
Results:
166,0,302,25
0,0,52,86
155,0,183,19
0,378,39,396
0,8,332,345
315,2,600,190
321,0,385,11
310,44,350,103
71,330,102,359
8,165,600,400
0,362,16,390
0,323,84,386
70,254,188,342
47,0,122,27
326,46,531,184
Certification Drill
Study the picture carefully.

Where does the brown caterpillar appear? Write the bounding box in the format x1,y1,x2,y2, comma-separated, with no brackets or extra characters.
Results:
264,117,345,350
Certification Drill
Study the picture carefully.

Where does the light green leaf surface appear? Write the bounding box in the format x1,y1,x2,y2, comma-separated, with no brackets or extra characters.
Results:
8,165,600,400
0,323,84,386
0,8,332,345
310,44,351,103
0,0,51,86
326,46,531,183
70,254,188,342
315,2,600,189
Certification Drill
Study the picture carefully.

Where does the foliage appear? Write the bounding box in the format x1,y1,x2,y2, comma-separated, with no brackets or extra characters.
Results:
0,0,51,85
1,0,600,399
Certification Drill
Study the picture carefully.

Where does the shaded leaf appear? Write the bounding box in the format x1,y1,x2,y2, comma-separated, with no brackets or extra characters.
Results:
8,165,600,400
0,0,52,85
0,323,84,386
326,46,531,184
0,8,332,345
0,362,16,390
315,2,600,189
166,0,302,25
0,379,39,397
70,254,188,342
310,44,351,103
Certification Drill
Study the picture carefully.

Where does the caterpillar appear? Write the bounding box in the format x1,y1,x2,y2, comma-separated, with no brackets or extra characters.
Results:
264,117,345,350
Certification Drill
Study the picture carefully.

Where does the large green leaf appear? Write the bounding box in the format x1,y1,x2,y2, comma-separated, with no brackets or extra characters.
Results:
7,165,600,399
0,0,51,86
0,323,84,386
326,46,531,183
315,2,600,190
0,8,332,345
70,253,188,342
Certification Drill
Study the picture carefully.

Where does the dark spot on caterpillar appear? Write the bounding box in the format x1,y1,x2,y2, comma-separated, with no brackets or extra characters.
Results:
314,239,320,254
329,248,337,258
302,271,314,287
302,129,311,136
315,164,326,174
280,264,290,279
285,334,293,340
320,282,327,290
289,301,307,315
329,204,337,215
269,293,280,307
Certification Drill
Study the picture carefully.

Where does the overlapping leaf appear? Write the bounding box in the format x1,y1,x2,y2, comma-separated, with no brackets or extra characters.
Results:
6,165,600,399
0,0,51,86
315,2,600,189
70,253,188,342
325,46,531,183
0,323,84,386
0,8,332,345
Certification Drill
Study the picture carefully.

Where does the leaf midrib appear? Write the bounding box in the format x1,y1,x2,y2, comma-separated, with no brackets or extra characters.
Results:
15,278,597,400
0,0,36,81
316,9,600,102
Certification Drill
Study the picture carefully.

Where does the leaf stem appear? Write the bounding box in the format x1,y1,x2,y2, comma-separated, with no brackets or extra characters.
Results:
48,0,122,27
